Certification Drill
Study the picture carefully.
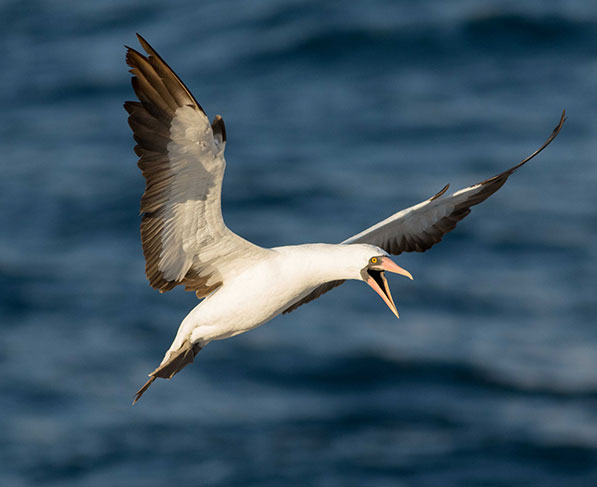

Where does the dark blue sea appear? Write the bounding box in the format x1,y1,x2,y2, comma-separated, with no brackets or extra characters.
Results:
2,1,597,485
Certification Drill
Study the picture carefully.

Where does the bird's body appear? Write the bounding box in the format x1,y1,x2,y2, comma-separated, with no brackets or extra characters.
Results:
168,244,387,348
124,35,564,403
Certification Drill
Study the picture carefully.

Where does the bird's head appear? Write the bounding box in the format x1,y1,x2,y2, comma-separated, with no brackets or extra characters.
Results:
353,245,413,318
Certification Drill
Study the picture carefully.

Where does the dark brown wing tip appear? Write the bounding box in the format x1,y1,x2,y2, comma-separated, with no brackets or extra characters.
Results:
132,33,207,116
478,110,566,187
136,33,152,53
132,375,156,405
136,34,160,62
125,45,146,67
430,184,450,201
513,109,566,169
558,109,567,129
211,115,226,143
123,100,140,113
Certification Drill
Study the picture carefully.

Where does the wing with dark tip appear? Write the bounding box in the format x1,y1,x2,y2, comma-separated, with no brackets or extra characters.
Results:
284,111,565,313
125,34,266,296
343,111,565,252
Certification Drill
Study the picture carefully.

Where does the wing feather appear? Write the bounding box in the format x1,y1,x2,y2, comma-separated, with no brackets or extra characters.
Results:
283,280,346,314
284,111,565,313
125,34,264,295
344,111,565,252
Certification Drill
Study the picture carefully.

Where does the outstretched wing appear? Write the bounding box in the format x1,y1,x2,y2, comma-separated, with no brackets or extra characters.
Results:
284,111,565,313
125,34,263,296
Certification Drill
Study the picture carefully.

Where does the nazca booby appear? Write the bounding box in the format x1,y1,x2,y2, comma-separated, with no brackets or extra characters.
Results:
124,35,565,403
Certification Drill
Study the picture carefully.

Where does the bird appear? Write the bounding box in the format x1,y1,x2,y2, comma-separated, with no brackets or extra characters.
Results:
124,34,565,404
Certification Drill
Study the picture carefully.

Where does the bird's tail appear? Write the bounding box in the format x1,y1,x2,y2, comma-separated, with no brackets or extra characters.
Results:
133,339,203,405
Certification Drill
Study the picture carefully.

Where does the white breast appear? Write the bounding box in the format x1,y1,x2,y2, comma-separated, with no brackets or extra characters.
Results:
167,245,347,345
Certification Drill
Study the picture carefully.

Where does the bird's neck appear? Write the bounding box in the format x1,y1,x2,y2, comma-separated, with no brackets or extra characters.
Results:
274,243,367,283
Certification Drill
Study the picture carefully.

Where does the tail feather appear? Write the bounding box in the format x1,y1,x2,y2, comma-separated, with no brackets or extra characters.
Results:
133,376,156,405
132,340,203,405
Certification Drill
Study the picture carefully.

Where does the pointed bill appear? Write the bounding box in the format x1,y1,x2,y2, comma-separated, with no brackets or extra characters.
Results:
367,271,400,318
377,256,413,280
366,256,413,318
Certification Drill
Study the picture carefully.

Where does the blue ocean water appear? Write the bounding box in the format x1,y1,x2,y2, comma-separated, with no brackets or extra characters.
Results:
1,0,597,485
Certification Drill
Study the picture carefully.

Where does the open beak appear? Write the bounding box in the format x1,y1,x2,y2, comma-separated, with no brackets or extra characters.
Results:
366,257,413,319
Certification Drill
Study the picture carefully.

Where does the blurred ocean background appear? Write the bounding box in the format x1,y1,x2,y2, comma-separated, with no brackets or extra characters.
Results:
1,0,596,485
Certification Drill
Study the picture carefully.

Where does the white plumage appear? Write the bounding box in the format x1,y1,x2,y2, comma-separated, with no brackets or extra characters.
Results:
124,34,564,403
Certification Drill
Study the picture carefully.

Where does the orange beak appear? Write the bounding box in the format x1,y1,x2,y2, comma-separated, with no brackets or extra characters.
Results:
365,256,413,319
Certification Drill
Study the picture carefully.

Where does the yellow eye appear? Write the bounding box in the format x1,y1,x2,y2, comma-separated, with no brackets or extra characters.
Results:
371,257,378,264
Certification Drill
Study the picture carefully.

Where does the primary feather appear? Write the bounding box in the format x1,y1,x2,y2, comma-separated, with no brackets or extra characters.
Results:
125,34,267,297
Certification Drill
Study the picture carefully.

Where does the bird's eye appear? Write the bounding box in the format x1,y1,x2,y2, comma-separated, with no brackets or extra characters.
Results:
370,257,378,264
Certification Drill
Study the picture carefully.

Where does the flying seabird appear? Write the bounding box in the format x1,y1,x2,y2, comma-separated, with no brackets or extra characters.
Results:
124,34,565,404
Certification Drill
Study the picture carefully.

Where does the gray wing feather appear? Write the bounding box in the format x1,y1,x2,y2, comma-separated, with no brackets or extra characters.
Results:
125,35,263,296
284,111,565,313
